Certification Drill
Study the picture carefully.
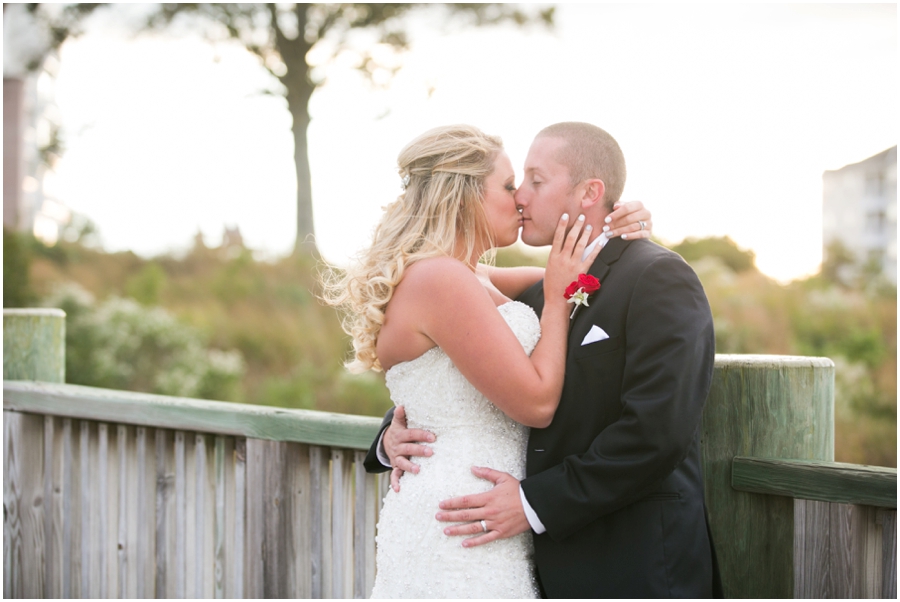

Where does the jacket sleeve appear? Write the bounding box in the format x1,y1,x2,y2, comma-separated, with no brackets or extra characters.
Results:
363,406,395,474
521,254,715,541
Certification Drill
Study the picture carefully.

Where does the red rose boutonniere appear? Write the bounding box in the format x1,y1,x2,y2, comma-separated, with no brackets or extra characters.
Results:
564,273,601,319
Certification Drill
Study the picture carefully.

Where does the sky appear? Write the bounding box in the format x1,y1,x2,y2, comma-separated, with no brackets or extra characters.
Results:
30,3,900,282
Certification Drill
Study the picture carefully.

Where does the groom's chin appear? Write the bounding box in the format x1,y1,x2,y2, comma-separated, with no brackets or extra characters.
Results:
519,229,549,248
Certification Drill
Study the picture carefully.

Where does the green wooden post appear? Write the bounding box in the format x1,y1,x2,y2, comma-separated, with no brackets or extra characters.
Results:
702,354,834,598
3,309,66,382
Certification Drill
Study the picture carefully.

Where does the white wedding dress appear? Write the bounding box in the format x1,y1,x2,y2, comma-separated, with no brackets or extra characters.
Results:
370,301,542,599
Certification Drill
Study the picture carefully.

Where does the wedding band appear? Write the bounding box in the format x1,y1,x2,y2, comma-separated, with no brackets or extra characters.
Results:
639,221,647,231
480,520,488,533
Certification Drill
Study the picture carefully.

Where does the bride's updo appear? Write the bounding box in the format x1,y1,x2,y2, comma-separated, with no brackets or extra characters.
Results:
322,124,504,373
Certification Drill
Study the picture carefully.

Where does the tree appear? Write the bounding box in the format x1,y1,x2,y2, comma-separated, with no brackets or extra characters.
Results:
145,3,554,255
3,3,103,231
670,236,757,273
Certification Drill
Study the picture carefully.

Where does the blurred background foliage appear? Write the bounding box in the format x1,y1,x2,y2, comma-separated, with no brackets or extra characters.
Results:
3,227,896,467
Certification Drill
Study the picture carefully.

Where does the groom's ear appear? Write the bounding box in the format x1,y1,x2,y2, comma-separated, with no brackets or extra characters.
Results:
580,178,606,210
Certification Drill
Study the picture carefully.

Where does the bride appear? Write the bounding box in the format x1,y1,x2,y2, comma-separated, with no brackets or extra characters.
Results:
323,125,651,598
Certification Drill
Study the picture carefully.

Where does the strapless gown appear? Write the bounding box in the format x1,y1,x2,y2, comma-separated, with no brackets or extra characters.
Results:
370,301,542,599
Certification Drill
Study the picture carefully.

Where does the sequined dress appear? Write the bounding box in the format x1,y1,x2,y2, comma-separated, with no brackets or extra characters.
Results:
370,301,541,599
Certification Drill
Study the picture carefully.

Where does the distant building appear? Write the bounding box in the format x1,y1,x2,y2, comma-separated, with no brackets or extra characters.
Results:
220,225,246,259
822,146,897,285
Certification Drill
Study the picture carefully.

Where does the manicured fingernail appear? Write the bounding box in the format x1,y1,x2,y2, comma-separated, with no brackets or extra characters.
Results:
586,225,592,231
561,213,569,221
622,234,628,239
605,216,611,223
577,214,585,221
602,225,610,232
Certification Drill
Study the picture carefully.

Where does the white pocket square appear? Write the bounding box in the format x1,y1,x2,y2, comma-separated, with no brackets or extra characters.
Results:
581,325,610,345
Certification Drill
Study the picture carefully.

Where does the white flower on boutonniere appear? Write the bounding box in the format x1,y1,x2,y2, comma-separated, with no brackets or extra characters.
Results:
564,274,601,319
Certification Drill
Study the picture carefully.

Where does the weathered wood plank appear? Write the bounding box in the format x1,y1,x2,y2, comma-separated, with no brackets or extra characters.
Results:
365,471,377,596
155,429,169,598
3,411,46,598
80,421,91,599
175,431,186,599
882,510,897,598
214,436,226,599
733,457,897,508
3,413,10,599
354,451,367,599
69,419,82,599
332,449,346,599
117,425,128,597
858,505,883,597
195,434,206,598
263,440,289,597
233,438,246,599
98,423,108,598
244,438,265,599
44,415,58,598
136,427,147,599
5,380,382,450
794,500,885,598
309,445,327,599
62,418,73,598
290,443,312,599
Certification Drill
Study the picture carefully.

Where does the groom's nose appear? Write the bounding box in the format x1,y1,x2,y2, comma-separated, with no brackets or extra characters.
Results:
514,187,527,207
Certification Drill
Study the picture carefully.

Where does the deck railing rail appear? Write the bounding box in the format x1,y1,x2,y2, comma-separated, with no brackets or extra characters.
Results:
3,309,896,598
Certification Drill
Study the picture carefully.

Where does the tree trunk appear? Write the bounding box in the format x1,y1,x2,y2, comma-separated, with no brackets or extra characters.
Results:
288,91,316,256
278,3,318,257
3,78,25,231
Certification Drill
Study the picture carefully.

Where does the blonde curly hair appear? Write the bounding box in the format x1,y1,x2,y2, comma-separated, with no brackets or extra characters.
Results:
322,124,504,373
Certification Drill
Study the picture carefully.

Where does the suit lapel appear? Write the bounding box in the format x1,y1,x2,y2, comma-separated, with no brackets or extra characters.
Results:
517,237,632,325
569,237,630,331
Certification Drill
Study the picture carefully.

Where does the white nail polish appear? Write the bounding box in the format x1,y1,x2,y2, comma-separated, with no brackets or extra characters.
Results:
562,213,569,220
622,234,628,240
602,225,610,232
604,216,611,223
586,225,592,231
578,214,585,221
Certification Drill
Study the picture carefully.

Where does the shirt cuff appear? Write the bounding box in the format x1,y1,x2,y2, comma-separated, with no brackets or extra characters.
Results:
375,430,391,468
519,485,546,534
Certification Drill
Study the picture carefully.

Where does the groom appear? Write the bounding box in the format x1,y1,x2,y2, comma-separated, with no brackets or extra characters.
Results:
366,122,719,598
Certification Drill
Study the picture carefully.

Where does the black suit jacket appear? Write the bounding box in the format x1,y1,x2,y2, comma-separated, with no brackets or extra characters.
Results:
365,238,718,598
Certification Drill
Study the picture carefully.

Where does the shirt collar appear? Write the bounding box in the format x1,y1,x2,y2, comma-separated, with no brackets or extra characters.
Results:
581,231,609,262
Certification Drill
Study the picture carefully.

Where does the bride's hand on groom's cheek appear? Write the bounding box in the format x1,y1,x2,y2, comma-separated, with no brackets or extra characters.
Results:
603,200,653,240
384,405,436,492
435,467,531,548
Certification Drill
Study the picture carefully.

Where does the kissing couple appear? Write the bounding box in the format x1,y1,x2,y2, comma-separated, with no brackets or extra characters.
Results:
323,122,720,598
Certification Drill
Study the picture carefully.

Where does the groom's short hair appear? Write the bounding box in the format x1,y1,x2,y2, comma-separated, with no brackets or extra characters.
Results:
537,122,626,211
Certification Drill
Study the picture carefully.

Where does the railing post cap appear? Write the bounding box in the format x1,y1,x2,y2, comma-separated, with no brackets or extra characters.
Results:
3,308,66,318
715,354,834,369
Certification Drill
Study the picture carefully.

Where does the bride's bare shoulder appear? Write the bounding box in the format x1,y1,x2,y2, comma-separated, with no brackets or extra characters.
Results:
401,257,479,292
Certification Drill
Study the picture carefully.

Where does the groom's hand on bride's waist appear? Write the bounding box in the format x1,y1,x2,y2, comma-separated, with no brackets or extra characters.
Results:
381,405,435,491
436,467,531,548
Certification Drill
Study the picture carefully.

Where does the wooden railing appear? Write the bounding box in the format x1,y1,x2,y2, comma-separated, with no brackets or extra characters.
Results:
4,380,385,599
733,457,896,598
3,310,897,598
